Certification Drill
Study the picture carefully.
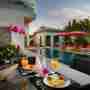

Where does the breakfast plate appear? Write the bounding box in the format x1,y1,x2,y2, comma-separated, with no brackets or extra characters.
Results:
43,73,71,88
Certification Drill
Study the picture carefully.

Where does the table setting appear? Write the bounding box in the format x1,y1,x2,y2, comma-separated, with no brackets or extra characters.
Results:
43,72,71,88
16,57,80,90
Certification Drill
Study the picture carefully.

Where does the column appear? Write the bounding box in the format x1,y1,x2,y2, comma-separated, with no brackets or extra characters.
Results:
51,34,54,58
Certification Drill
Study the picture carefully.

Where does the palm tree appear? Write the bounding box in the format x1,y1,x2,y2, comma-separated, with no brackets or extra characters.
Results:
63,36,73,46
64,18,90,32
79,18,90,32
65,19,81,32
64,21,72,32
63,18,90,48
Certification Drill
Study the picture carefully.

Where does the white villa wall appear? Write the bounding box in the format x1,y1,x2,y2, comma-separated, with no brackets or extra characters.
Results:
0,1,36,49
0,9,25,49
11,32,25,49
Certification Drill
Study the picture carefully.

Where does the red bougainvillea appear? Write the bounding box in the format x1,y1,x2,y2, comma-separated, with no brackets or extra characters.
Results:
8,25,26,36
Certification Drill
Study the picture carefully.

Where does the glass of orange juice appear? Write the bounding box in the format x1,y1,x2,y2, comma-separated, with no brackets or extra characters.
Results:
49,59,61,72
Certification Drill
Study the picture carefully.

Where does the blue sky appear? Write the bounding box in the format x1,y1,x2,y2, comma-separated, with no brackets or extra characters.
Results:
29,0,90,32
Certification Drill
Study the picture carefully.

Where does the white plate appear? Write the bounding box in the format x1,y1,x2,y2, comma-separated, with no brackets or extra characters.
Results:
43,77,71,88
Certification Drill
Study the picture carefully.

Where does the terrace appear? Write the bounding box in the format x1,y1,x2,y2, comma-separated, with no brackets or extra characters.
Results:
0,1,90,90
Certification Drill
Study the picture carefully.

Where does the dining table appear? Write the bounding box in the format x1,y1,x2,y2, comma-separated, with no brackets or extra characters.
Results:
43,72,81,90
16,67,81,90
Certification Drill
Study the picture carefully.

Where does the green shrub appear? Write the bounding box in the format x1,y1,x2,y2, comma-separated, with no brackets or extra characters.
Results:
0,44,19,63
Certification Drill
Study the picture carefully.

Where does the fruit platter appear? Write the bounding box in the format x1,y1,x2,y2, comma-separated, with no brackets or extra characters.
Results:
43,73,71,88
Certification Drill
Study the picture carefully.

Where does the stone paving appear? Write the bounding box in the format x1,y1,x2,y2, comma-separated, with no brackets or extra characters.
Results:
0,64,36,90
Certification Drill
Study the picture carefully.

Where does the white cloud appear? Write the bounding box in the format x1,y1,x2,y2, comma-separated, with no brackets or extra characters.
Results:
48,9,61,17
29,18,64,33
61,8,90,19
29,7,90,32
48,8,90,20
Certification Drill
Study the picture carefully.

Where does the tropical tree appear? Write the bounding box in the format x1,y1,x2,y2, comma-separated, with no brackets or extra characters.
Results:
63,36,73,46
64,21,72,32
64,18,90,32
64,19,81,32
63,18,90,47
80,18,90,32
74,36,88,48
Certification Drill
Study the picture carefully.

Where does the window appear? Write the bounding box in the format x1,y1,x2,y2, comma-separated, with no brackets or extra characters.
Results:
54,36,59,47
45,48,52,58
40,36,42,47
53,49,60,58
45,35,51,46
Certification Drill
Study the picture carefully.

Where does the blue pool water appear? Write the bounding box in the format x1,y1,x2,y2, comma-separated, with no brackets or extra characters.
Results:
45,48,75,65
60,52,75,65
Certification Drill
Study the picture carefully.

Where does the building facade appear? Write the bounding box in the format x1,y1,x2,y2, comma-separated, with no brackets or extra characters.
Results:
0,0,36,49
31,26,62,59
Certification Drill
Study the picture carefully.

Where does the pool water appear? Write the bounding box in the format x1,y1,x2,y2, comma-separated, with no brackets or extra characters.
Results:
45,48,75,65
